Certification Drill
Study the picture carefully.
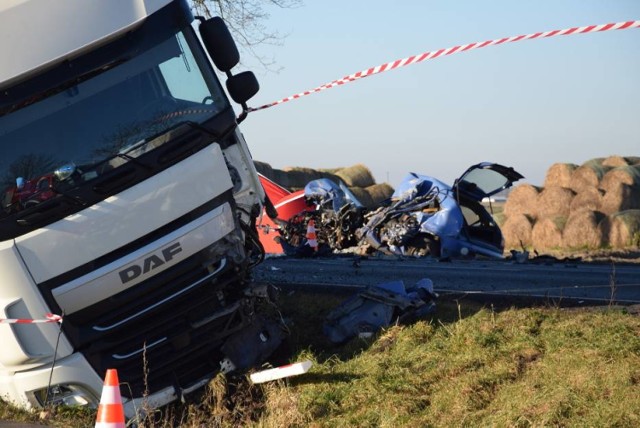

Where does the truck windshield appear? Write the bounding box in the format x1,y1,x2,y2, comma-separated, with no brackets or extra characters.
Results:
0,26,228,218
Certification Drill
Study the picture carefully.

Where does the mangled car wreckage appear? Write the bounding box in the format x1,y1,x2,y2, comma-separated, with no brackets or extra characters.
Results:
358,163,523,259
260,163,522,260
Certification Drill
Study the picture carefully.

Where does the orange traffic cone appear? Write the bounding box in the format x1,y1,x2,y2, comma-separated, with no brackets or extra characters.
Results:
95,369,125,428
306,219,318,251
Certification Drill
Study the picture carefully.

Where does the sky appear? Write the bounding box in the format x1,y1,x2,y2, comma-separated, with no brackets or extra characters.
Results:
229,1,640,188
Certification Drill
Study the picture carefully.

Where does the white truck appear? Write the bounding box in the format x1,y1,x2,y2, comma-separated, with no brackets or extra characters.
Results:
0,0,283,417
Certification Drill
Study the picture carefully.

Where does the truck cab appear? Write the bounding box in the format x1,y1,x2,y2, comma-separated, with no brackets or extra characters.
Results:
0,0,280,417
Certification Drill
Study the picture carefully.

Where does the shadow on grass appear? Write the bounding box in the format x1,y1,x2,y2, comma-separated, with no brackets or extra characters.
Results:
273,283,607,367
289,372,362,386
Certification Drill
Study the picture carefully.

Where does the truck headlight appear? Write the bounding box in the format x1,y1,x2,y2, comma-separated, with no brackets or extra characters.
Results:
31,384,97,408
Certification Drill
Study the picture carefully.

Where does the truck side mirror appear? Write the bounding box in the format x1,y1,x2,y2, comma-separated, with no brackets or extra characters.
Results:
226,71,259,104
199,17,240,72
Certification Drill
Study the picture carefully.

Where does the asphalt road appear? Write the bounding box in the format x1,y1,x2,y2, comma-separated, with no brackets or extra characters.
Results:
253,255,640,304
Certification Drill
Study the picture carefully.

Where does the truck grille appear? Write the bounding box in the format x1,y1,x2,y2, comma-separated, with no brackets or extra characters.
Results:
61,250,254,398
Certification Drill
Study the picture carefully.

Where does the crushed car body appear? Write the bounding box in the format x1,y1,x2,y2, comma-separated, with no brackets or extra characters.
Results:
323,278,437,344
258,162,523,260
357,162,523,259
258,176,366,257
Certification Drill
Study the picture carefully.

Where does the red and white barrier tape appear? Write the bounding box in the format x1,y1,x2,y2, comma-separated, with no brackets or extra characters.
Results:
249,20,640,112
0,313,63,324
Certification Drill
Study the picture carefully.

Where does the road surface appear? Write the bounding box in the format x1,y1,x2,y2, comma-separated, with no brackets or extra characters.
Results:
253,255,640,304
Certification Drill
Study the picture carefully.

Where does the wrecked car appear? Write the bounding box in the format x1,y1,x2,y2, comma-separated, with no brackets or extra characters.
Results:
323,278,437,344
357,162,523,259
259,177,368,257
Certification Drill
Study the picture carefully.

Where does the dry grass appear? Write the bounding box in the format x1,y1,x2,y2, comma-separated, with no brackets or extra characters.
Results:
256,301,640,428
3,294,640,427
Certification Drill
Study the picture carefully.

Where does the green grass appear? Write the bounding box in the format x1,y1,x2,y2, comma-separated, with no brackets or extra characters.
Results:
258,293,640,427
2,293,640,427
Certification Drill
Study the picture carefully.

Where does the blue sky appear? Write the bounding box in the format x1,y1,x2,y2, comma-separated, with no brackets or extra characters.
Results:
234,1,640,187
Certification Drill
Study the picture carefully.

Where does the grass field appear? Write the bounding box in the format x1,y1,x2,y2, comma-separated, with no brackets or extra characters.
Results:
2,292,639,427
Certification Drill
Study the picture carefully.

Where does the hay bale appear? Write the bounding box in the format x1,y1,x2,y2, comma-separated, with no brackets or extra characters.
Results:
502,214,534,249
569,187,604,213
625,156,640,165
254,160,274,179
598,165,640,194
544,163,577,188
569,161,611,193
598,209,640,248
562,209,604,249
366,183,394,206
602,155,631,167
532,217,566,250
585,157,605,166
335,164,376,188
280,167,343,190
318,168,342,174
536,186,575,219
347,186,374,208
270,169,291,189
503,184,541,219
600,182,640,215
281,167,322,189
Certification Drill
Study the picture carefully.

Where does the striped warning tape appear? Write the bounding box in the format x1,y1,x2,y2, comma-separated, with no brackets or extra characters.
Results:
0,313,63,324
248,20,640,112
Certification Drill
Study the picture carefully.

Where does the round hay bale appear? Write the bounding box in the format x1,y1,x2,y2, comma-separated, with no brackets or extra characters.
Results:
503,184,541,219
366,183,394,206
532,217,566,250
562,209,604,249
625,156,640,165
569,187,604,213
502,214,534,249
280,167,343,190
598,210,640,248
270,169,291,189
602,155,631,167
598,165,640,194
335,164,376,188
281,167,324,189
347,186,374,208
536,186,575,219
569,161,611,193
254,160,274,179
600,182,640,215
318,168,342,174
585,157,605,166
544,163,577,188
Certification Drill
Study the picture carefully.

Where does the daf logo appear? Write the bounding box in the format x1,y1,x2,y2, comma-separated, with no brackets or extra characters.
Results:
119,242,183,284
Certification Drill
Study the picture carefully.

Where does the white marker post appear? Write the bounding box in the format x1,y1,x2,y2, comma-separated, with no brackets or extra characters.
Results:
250,361,313,384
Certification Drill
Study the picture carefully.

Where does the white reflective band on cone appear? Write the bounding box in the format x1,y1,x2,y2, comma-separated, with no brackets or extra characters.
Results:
98,386,122,405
